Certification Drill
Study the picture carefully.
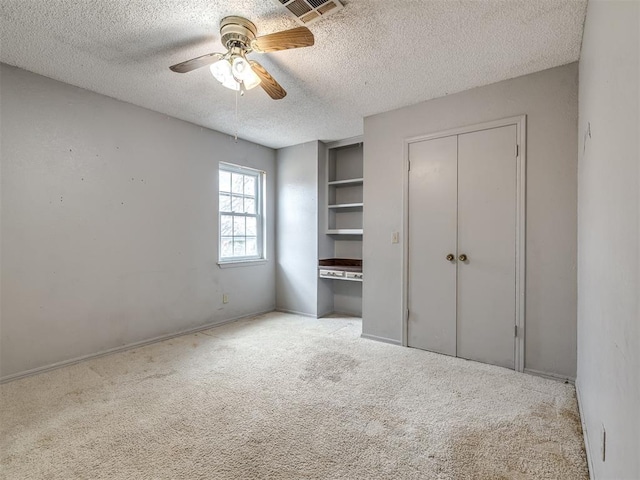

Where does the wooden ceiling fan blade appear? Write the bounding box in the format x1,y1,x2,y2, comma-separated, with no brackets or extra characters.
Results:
250,61,287,100
169,52,224,73
252,27,314,53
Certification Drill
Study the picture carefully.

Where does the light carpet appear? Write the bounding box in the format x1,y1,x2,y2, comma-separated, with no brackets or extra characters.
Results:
1,312,588,479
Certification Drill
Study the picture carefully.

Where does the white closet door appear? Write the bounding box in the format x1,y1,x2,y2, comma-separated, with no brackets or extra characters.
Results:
408,136,457,356
457,125,517,369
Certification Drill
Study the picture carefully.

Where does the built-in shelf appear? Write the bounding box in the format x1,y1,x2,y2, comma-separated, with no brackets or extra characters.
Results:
328,178,364,187
326,229,363,235
319,274,363,283
328,203,364,209
326,140,363,236
320,138,364,317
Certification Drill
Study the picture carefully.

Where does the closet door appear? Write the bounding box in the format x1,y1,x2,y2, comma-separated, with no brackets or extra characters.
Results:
456,125,517,369
407,136,457,356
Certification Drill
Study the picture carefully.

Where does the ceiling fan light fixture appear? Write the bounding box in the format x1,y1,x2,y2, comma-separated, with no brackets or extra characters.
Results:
242,69,262,90
210,59,239,91
210,56,261,92
232,56,261,90
231,56,250,78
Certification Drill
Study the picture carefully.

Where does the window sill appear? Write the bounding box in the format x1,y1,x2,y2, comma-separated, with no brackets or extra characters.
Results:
217,259,268,269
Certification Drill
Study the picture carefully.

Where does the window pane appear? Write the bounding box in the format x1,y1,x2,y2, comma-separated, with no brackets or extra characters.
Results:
232,195,243,212
218,166,264,262
232,173,244,194
244,197,255,214
219,170,231,193
233,217,245,235
233,239,245,256
246,237,257,256
244,176,256,196
246,216,257,236
221,237,233,257
221,215,233,236
219,194,231,212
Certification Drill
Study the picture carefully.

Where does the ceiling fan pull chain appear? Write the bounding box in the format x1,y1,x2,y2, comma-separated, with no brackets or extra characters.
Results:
234,89,239,142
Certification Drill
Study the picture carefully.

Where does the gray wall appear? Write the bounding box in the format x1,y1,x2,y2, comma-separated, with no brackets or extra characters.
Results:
0,64,276,379
333,281,362,317
275,141,319,316
317,141,334,317
363,63,578,378
577,1,639,478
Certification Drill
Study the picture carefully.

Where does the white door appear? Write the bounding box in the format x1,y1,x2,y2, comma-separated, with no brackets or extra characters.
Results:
407,125,517,369
457,125,517,369
407,135,457,356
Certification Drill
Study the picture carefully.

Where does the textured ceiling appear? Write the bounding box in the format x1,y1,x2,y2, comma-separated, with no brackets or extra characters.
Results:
0,0,587,149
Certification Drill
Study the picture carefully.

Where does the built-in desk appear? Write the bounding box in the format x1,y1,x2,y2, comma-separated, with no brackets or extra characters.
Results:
318,258,363,282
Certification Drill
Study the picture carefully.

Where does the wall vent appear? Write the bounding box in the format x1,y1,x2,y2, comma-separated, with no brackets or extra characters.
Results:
273,0,344,26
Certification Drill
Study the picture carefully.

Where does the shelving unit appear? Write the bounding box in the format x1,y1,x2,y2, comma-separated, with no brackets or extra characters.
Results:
326,140,364,235
328,203,364,209
326,229,363,235
318,137,364,317
328,178,364,187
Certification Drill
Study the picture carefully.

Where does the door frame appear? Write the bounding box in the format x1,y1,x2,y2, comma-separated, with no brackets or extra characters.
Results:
401,115,527,372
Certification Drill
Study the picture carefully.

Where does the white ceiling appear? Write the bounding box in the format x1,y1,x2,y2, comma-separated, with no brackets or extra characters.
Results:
0,0,587,149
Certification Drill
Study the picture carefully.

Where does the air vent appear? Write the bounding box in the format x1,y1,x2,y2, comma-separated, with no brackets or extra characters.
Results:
272,0,343,26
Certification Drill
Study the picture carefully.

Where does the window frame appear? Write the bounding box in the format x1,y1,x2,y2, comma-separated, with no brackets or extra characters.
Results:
217,162,266,266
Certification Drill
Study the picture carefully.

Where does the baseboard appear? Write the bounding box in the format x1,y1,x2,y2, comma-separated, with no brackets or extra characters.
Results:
274,308,317,318
360,333,402,346
0,309,275,384
575,379,596,480
332,310,363,318
523,368,575,384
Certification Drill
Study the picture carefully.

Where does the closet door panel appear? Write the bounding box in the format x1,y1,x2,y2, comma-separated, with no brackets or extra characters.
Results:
408,136,457,355
457,125,517,369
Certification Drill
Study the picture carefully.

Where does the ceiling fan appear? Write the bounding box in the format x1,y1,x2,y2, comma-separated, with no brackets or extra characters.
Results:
169,16,314,100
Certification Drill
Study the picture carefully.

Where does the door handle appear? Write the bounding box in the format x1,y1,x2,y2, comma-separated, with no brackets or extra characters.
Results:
446,254,455,262
458,254,468,262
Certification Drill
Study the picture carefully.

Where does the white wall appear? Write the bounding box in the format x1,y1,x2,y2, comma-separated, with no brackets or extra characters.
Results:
0,64,276,379
577,1,639,478
275,141,320,316
363,63,579,378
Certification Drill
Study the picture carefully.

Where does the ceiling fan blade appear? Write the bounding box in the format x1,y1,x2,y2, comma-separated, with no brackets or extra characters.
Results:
250,61,287,100
169,52,224,73
251,26,314,53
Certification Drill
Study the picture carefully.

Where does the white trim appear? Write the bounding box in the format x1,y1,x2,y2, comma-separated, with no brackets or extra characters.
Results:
217,259,268,268
515,115,527,374
218,162,266,263
0,309,274,384
332,309,363,317
402,115,527,373
360,333,402,346
274,308,318,318
219,162,266,176
575,379,596,480
402,138,410,348
524,368,575,384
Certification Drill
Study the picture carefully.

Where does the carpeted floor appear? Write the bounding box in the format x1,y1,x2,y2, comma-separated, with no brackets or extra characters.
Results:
1,312,589,479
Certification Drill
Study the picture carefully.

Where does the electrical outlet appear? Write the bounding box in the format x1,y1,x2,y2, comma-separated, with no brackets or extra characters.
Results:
601,424,606,462
222,294,229,304
392,232,400,244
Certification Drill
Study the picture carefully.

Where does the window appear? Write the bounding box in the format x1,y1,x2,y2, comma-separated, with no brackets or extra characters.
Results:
218,163,265,263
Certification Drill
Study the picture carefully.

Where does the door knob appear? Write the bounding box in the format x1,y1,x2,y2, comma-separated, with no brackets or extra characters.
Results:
458,254,468,262
446,254,455,262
